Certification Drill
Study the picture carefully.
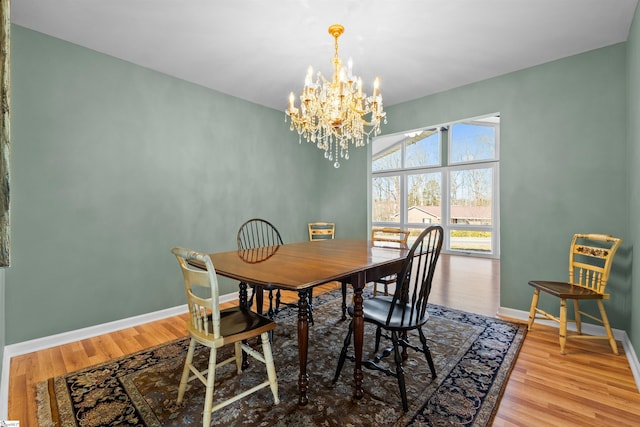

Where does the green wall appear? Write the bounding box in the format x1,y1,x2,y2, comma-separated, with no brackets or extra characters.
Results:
6,25,367,344
628,5,640,351
385,44,631,332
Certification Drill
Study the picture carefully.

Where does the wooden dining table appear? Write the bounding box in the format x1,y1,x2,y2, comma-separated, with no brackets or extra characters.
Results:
205,238,409,406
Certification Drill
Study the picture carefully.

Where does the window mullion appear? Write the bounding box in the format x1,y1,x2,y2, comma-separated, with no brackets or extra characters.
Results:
442,169,450,250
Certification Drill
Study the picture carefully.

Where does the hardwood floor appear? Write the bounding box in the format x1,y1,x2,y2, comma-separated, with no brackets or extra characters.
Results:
8,255,640,426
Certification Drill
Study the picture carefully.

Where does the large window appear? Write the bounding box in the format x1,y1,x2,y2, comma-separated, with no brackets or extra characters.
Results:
371,115,500,257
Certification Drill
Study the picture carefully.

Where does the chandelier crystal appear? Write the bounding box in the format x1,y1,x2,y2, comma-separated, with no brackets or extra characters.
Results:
286,24,386,168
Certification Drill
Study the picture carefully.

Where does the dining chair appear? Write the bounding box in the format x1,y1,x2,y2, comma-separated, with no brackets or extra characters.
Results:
336,226,410,319
305,222,336,323
308,222,335,241
238,218,313,324
333,225,444,412
371,227,411,296
171,247,279,425
237,218,285,318
307,221,349,320
527,233,623,354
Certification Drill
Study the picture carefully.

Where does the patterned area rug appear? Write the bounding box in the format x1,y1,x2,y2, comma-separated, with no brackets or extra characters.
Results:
37,289,526,426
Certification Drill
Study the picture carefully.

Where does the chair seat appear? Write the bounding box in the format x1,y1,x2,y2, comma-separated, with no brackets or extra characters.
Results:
347,296,429,330
528,280,603,300
376,275,395,285
190,307,276,345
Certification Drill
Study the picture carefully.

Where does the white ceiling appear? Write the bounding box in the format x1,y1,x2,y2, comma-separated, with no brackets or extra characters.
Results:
10,0,639,111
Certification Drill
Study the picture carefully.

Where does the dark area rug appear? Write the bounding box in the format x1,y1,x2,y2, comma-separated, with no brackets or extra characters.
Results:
37,289,526,426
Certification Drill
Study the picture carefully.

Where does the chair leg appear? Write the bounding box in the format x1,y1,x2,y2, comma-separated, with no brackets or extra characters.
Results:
559,298,568,354
573,299,582,335
400,331,409,361
341,281,348,320
202,347,218,427
275,289,283,315
333,320,353,383
418,328,436,378
234,341,243,373
177,338,196,404
268,289,276,318
391,331,408,412
374,326,382,352
597,300,619,355
260,332,280,404
240,281,250,309
527,289,540,331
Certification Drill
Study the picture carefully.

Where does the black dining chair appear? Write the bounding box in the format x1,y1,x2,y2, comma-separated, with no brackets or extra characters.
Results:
237,218,285,318
237,218,313,324
333,225,444,412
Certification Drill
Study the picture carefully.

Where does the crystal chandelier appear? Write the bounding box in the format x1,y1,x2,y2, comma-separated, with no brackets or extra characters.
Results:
286,24,386,168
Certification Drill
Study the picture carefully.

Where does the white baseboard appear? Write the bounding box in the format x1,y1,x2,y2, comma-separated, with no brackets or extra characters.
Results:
0,293,236,419
497,306,640,393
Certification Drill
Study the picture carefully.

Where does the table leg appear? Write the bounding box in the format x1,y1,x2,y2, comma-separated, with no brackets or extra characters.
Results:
352,276,365,400
297,289,310,406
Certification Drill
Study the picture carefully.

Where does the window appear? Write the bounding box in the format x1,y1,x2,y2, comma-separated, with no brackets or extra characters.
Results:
407,172,441,224
371,115,500,257
372,144,401,171
450,122,496,164
372,175,400,223
406,130,440,167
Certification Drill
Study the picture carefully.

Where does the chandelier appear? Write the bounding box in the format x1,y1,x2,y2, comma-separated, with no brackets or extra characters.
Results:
286,24,386,168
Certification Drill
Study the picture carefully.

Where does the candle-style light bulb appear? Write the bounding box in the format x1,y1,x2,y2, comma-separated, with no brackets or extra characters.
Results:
305,66,314,87
289,92,295,112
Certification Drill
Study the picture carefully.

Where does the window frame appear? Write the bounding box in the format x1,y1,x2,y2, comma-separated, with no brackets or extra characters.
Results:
371,115,500,258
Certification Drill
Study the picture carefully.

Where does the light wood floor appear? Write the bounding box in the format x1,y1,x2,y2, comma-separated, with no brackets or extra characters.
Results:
8,255,640,426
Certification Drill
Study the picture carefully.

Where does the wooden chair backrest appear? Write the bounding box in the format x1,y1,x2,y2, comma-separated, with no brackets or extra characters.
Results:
371,227,410,249
387,225,443,326
308,222,335,241
172,247,222,344
237,218,283,250
569,233,623,296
